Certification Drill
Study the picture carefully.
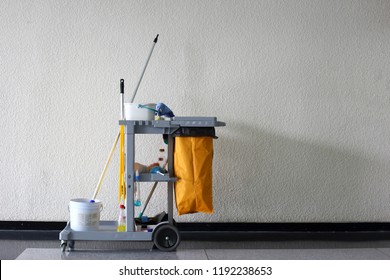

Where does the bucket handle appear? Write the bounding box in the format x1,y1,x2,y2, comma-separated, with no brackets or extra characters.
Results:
137,104,158,113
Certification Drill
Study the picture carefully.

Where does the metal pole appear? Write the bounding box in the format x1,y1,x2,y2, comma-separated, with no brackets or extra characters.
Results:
130,34,159,103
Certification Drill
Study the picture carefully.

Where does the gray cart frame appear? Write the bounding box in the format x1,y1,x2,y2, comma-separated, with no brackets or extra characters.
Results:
59,117,225,251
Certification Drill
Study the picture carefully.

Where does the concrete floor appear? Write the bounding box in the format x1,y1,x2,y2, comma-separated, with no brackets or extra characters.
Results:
3,239,390,260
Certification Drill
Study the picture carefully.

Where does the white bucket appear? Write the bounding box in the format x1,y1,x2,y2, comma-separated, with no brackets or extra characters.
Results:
69,198,102,231
124,103,156,120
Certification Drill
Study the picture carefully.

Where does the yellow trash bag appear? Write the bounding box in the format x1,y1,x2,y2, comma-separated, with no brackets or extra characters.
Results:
174,136,214,215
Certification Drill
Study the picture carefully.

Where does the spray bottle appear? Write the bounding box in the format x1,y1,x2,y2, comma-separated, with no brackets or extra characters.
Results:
134,170,141,207
117,198,126,232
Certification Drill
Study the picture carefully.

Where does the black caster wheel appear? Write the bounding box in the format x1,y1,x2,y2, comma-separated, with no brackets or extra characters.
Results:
68,241,75,251
152,223,180,252
60,241,67,252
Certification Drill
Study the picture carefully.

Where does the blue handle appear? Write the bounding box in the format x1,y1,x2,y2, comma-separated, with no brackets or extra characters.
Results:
137,104,158,113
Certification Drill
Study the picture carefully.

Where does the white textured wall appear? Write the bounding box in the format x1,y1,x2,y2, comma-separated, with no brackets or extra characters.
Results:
1,0,390,222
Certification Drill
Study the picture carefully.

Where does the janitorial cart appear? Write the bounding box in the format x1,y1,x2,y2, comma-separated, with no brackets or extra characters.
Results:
59,116,225,251
59,35,225,252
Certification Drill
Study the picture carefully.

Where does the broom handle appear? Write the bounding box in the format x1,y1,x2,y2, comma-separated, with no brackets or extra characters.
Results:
92,131,120,201
130,34,159,103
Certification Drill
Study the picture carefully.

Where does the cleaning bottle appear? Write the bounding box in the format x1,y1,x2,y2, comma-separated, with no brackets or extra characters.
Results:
134,170,141,207
117,203,126,232
158,148,166,168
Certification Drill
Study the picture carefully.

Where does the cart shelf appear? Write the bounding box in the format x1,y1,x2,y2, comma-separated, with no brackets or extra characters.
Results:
138,173,177,182
60,221,152,241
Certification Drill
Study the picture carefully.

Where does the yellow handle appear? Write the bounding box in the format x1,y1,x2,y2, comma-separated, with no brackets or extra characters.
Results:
118,125,126,202
91,131,120,201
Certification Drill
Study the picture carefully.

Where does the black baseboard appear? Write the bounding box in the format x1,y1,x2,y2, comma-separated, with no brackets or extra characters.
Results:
1,221,390,241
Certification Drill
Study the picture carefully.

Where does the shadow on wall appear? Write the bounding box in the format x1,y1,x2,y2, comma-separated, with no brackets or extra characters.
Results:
214,121,390,222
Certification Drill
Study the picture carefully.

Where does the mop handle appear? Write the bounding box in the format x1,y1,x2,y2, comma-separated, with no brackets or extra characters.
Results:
91,131,120,201
130,34,159,103
120,79,124,120
118,79,126,200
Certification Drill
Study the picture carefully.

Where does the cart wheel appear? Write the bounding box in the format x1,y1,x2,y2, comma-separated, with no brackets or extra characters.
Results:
68,241,75,250
153,223,180,252
60,241,67,252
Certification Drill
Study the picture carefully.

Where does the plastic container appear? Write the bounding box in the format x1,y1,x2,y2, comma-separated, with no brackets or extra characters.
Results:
147,225,157,232
124,103,156,120
117,204,126,232
69,199,102,231
134,170,141,207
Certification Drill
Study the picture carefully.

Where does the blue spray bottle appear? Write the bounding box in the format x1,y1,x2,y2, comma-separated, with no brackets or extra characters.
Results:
134,170,141,207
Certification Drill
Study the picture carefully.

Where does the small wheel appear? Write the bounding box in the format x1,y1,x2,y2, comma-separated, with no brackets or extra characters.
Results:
153,223,180,252
68,241,75,250
60,241,67,252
